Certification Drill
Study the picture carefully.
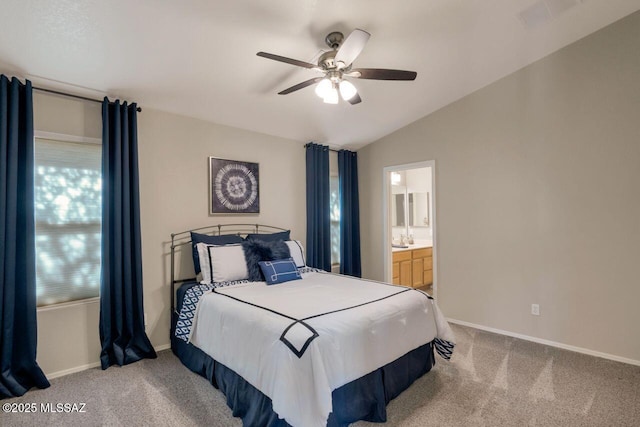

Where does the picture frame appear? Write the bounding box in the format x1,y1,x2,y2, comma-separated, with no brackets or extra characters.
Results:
209,157,260,214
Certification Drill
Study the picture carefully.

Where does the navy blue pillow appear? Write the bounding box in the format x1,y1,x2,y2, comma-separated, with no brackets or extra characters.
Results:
242,239,291,282
259,258,301,285
191,232,244,274
245,230,291,242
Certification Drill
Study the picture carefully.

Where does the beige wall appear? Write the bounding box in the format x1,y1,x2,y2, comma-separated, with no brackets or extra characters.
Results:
359,12,640,362
33,93,306,376
136,109,306,348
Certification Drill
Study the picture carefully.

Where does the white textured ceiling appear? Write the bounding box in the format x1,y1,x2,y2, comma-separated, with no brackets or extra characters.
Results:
0,0,639,149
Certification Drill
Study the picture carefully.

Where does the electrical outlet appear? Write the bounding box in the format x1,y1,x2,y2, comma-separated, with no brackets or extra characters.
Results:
531,304,540,316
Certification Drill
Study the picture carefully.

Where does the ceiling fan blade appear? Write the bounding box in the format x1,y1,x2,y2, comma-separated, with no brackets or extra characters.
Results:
334,29,370,67
257,52,319,70
348,93,362,105
278,77,325,95
348,68,417,81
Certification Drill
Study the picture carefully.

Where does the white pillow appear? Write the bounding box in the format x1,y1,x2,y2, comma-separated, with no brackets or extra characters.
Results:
196,243,248,283
196,242,214,284
286,240,306,268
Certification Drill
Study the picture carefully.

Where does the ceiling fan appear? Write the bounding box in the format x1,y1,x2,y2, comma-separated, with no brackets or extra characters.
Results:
257,29,417,105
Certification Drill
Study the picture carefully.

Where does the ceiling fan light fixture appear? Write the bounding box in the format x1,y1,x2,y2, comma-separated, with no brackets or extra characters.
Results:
323,87,339,104
339,80,357,101
315,78,332,99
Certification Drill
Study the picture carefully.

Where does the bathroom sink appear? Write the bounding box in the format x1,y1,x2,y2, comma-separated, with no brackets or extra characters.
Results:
392,244,409,248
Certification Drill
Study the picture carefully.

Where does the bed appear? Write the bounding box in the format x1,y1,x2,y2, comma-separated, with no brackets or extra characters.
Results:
170,224,455,427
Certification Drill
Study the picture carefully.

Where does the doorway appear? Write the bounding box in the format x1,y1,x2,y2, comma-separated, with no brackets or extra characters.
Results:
383,161,436,297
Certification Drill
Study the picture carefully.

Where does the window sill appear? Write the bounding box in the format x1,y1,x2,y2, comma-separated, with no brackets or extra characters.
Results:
37,296,100,312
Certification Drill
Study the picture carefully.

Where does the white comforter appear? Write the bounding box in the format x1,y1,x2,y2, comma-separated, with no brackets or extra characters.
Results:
189,271,454,427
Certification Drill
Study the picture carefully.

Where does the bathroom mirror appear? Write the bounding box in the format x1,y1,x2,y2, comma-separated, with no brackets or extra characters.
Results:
392,188,430,233
409,192,429,227
391,186,406,227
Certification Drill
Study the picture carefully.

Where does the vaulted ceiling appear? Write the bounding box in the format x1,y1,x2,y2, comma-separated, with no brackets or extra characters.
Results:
1,0,638,149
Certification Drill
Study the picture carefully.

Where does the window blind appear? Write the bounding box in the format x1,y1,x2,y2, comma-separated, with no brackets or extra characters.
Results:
34,138,102,306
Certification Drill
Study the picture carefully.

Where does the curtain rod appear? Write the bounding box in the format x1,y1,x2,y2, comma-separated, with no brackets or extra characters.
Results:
304,143,340,153
34,87,142,112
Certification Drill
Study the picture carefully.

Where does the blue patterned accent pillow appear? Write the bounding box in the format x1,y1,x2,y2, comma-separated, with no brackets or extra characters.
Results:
245,230,290,242
190,232,244,274
259,258,301,285
242,239,291,282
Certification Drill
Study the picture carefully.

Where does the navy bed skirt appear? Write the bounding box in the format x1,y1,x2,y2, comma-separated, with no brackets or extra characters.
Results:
171,284,436,426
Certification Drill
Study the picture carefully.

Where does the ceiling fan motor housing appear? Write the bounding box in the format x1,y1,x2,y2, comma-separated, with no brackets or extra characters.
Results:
318,51,338,70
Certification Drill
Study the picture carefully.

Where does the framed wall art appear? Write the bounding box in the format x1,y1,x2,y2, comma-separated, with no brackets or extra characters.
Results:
209,157,260,214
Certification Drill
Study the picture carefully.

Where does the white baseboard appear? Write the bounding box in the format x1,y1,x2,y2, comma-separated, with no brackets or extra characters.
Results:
447,318,640,367
46,343,172,380
46,361,102,380
154,343,171,352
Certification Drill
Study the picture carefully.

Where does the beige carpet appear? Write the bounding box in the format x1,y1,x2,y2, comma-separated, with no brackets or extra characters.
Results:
355,324,640,426
2,324,639,426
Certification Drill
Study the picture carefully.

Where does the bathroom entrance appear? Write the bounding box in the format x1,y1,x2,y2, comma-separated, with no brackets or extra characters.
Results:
383,161,436,296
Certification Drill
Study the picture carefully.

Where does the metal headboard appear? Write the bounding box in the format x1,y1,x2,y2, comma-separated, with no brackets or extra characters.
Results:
170,223,288,317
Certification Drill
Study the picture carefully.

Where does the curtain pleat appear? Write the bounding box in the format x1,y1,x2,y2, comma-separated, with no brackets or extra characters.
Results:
305,143,331,271
338,150,362,277
100,98,156,369
0,75,50,398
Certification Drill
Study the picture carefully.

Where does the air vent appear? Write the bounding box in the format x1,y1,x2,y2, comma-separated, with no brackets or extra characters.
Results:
546,0,582,16
518,0,583,30
519,2,552,29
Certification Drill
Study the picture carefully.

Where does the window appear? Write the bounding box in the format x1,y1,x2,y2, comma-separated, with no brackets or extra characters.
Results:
34,136,102,306
330,175,340,266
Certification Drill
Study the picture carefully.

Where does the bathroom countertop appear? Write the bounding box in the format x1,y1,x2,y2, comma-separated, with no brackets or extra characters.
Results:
391,241,433,252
